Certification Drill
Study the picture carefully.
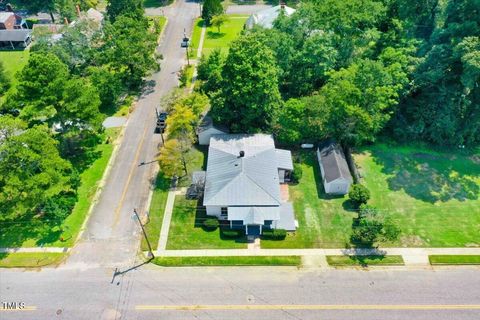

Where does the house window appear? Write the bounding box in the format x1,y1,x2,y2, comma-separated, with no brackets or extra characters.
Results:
221,207,228,217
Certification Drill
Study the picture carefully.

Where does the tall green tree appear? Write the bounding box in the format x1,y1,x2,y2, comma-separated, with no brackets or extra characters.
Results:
211,34,282,132
0,118,73,219
0,61,9,95
101,15,157,89
197,49,225,96
201,0,223,25
106,0,144,22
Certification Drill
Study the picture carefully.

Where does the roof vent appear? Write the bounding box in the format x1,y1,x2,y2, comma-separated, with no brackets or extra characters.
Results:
239,150,245,158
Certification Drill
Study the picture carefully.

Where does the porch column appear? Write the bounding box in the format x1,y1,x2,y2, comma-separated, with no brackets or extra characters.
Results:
245,225,248,235
230,220,232,228
259,225,262,234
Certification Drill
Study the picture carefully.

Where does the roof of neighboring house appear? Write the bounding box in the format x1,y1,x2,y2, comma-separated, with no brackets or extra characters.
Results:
203,134,284,206
0,29,31,42
318,140,353,183
197,116,229,134
0,12,13,24
245,5,296,29
276,149,294,170
86,8,103,23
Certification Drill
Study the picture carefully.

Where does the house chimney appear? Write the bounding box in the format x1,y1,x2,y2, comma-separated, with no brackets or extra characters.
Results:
239,150,245,158
75,5,81,17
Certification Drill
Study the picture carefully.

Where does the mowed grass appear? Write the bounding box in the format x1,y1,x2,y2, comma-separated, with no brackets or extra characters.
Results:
142,174,170,251
153,256,301,267
356,144,480,247
0,253,65,268
0,50,29,87
262,144,480,249
327,255,404,267
261,151,356,249
166,196,247,249
429,255,480,265
189,15,249,57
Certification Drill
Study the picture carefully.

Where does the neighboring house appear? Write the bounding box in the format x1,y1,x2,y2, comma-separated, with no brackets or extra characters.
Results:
0,11,27,29
0,29,31,49
245,4,296,29
197,116,229,145
202,134,296,235
316,140,353,195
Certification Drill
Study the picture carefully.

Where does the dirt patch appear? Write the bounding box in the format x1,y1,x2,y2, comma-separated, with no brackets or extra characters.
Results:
400,235,425,247
470,155,480,164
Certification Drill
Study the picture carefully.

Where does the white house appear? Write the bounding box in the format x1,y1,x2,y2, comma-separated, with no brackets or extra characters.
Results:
197,116,228,145
317,141,353,195
245,4,296,29
202,134,296,235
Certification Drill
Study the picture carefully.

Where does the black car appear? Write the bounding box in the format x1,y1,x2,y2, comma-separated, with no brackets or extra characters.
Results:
155,112,168,133
181,37,189,48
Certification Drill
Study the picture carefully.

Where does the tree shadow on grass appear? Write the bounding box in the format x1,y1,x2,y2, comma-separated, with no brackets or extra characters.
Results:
0,216,64,248
206,31,226,39
370,148,480,203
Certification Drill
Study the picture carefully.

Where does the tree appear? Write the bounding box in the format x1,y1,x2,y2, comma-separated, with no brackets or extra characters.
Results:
348,184,371,207
211,34,282,132
78,0,99,10
0,61,9,95
106,0,144,22
0,119,73,219
165,104,196,141
87,66,124,112
351,205,400,247
211,14,229,33
15,0,58,22
320,59,407,145
197,49,225,96
158,138,193,178
15,52,69,122
201,0,223,25
101,15,157,89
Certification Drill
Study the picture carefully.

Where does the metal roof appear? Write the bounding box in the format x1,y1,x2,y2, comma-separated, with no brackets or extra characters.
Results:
228,206,280,224
245,5,296,29
276,149,294,170
318,141,353,183
0,12,13,23
203,134,282,206
0,29,31,42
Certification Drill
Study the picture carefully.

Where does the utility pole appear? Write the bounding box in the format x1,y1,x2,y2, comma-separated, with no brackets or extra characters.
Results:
133,209,155,260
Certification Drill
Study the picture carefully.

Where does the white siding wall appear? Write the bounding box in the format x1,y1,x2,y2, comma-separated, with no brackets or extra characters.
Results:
206,206,222,217
325,179,351,195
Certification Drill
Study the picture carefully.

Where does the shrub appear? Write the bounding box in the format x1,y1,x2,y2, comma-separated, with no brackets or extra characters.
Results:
41,193,78,219
221,228,244,238
348,184,370,207
203,217,219,231
262,228,287,240
292,163,303,183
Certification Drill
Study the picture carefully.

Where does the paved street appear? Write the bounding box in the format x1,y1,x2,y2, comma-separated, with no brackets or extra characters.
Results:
65,0,200,269
2,266,480,319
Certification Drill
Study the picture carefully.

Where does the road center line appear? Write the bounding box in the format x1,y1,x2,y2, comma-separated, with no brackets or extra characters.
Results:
135,304,480,311
113,124,149,225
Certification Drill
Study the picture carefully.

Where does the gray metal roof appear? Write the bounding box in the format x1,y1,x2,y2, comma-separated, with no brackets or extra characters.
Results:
228,206,280,224
273,202,296,231
0,29,31,42
197,116,229,134
0,12,13,23
276,149,294,170
203,134,282,206
318,141,353,183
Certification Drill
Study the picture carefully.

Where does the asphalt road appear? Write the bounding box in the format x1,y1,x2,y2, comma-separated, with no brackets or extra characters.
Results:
65,0,200,269
2,266,480,319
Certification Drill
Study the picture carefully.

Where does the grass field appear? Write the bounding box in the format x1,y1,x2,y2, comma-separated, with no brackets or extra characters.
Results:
262,144,480,249
327,255,404,267
0,51,29,86
429,255,480,265
153,256,301,266
0,128,121,248
189,15,249,58
356,144,480,247
141,174,170,251
0,253,66,268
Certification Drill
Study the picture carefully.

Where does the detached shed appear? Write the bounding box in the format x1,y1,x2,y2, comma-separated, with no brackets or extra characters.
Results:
316,141,353,195
0,29,31,49
197,116,228,145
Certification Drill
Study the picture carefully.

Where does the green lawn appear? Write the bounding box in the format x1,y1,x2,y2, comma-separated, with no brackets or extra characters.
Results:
0,128,121,248
0,51,29,87
0,253,66,268
153,256,301,266
262,144,480,249
189,15,249,58
142,174,170,251
262,151,356,249
356,144,480,247
166,196,248,249
327,255,404,267
429,255,480,265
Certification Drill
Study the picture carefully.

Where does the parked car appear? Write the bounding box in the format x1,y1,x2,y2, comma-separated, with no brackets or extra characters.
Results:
155,111,168,133
180,37,189,48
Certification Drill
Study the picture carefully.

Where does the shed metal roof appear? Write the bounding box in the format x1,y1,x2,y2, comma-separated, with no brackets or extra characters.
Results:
0,29,31,42
276,149,294,170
